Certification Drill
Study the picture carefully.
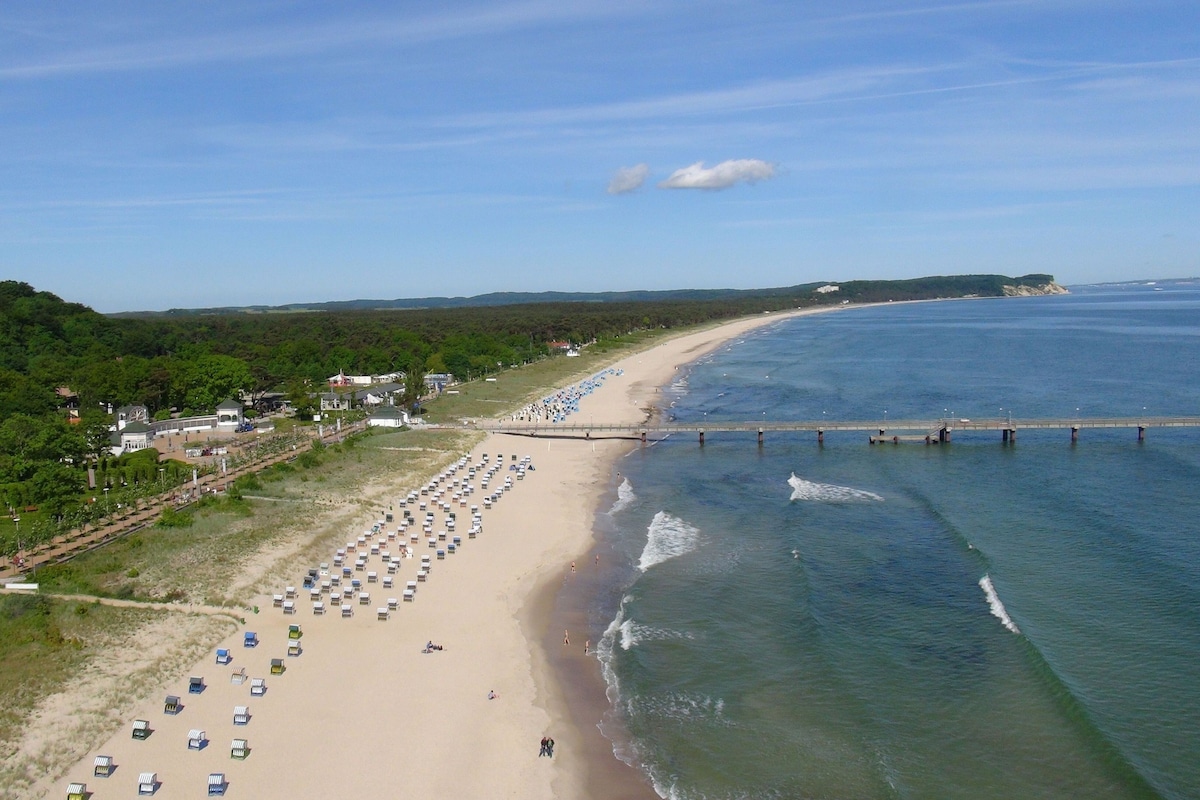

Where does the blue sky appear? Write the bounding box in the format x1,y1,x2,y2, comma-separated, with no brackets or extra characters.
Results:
1,1,1197,312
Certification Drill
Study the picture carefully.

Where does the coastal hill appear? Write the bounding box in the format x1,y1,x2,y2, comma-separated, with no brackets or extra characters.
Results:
116,273,1065,316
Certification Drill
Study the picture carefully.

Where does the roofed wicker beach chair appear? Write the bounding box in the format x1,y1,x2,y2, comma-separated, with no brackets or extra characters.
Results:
93,755,114,777
137,771,158,795
313,600,325,615
250,677,266,696
234,705,249,725
288,623,302,639
243,631,258,647
230,667,247,685
215,648,231,665
188,676,205,694
341,603,353,617
67,782,87,800
164,695,181,715
187,729,207,750
282,599,296,614
270,658,284,675
207,773,227,796
132,719,151,739
377,607,389,621
231,738,249,760
288,640,301,657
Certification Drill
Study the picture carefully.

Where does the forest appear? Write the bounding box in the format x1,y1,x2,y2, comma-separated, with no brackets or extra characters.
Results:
0,272,1055,549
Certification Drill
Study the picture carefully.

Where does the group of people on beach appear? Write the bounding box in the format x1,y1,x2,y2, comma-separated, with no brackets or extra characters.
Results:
538,736,556,757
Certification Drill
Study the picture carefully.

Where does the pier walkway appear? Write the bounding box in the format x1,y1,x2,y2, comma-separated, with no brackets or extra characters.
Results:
487,416,1200,445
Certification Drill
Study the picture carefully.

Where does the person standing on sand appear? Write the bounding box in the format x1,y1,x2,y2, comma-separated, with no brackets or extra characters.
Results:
584,640,590,655
539,737,549,757
564,630,570,645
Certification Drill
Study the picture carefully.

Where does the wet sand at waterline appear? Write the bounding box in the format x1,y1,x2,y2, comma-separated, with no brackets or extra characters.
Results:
48,307,841,799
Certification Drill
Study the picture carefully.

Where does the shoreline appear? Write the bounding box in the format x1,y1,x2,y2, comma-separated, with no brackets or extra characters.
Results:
527,304,856,798
44,306,849,800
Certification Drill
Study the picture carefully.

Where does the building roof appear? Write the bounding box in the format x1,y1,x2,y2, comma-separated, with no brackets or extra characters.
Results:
370,406,405,419
122,421,152,434
216,399,242,410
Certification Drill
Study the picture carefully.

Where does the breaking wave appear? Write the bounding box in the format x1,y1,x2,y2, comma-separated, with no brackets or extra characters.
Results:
617,619,696,650
609,477,636,515
638,511,701,572
979,574,1021,634
788,472,884,503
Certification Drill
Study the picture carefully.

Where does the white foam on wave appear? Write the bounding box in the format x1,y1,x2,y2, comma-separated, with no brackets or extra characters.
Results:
609,478,636,514
979,574,1021,634
638,511,701,572
617,619,696,650
788,472,884,503
627,692,728,725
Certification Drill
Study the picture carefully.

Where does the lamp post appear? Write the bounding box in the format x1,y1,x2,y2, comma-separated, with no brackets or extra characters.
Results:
158,467,166,490
103,486,110,516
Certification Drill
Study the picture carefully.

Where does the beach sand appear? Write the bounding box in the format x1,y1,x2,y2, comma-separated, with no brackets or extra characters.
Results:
48,307,835,800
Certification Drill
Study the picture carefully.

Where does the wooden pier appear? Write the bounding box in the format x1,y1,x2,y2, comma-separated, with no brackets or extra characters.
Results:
487,416,1200,445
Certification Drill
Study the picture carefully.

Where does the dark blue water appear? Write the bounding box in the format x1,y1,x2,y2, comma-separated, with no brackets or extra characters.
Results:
595,288,1200,800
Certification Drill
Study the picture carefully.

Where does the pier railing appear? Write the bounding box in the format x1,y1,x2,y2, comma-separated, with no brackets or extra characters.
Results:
485,416,1200,444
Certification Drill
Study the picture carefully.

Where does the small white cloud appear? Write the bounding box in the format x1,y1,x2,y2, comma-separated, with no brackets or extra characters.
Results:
659,159,776,190
607,163,649,195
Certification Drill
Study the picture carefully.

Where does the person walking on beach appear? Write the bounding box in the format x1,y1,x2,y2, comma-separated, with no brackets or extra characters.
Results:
584,640,590,655
563,630,570,646
539,737,549,757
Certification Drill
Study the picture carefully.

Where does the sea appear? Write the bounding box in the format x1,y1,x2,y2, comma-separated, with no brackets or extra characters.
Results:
589,286,1200,800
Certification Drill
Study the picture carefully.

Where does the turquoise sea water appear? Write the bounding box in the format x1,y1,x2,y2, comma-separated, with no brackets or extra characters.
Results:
593,288,1200,800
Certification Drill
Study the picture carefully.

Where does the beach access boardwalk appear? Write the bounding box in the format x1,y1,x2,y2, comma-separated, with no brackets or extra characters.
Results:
489,416,1200,445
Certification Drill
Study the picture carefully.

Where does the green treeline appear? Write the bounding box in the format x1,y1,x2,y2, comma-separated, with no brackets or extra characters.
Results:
1,273,1054,417
0,273,1054,542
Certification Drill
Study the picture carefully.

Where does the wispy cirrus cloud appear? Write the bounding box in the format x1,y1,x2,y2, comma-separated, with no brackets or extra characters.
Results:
0,1,631,80
607,163,649,194
659,159,776,190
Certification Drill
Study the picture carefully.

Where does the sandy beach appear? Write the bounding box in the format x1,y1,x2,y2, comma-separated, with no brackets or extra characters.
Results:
47,307,835,800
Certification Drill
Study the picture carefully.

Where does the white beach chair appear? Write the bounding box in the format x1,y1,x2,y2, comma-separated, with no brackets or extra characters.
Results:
313,601,325,615
188,729,207,750
250,678,266,696
67,782,87,800
93,755,114,777
387,597,398,609
137,772,158,795
234,705,249,725
341,604,353,618
377,607,389,621
403,588,415,602
358,591,370,605
282,600,295,614
382,576,394,589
